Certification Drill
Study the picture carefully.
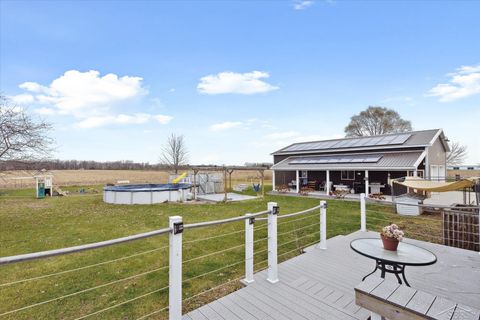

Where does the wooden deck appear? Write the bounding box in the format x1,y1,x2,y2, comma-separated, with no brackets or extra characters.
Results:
184,231,480,320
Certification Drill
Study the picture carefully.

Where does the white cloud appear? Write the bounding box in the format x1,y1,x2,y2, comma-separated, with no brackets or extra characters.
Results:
293,0,314,10
427,64,480,102
209,121,244,132
209,119,272,132
14,69,174,128
153,114,174,124
197,71,278,95
9,93,35,105
34,107,57,115
77,113,173,129
17,70,146,117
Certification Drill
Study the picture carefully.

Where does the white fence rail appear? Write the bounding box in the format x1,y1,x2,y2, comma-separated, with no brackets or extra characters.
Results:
0,202,327,320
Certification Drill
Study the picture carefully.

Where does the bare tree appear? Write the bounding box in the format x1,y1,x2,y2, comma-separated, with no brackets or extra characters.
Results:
159,133,188,173
447,141,467,166
344,106,412,137
0,95,53,161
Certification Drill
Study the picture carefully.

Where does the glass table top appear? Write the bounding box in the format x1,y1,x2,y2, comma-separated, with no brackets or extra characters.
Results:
350,238,437,266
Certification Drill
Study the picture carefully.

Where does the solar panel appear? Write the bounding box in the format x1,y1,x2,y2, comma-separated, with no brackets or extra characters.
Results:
390,134,411,144
281,133,411,152
289,154,383,165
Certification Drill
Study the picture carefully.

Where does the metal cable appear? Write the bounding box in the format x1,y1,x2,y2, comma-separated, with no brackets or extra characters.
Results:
134,306,169,320
183,260,244,284
179,236,323,318
277,231,320,249
183,210,270,230
277,205,321,219
182,274,244,304
277,239,320,258
366,210,476,226
0,245,169,287
0,227,171,265
253,236,269,244
0,264,169,316
277,221,319,237
277,212,318,226
184,229,244,244
72,285,169,320
182,243,245,264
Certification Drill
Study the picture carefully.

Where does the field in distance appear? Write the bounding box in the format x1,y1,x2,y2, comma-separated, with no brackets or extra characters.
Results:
0,169,273,188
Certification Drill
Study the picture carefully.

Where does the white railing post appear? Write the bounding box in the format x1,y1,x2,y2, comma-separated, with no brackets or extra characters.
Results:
360,193,366,232
317,201,327,250
169,216,183,320
243,213,254,284
267,202,279,283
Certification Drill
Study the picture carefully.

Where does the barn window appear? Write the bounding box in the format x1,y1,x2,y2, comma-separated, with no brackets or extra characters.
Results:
341,171,355,180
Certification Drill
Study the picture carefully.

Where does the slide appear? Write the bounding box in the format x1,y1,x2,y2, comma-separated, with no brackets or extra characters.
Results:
172,172,187,184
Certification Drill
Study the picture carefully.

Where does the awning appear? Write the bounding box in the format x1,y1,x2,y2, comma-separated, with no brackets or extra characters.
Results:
393,177,478,192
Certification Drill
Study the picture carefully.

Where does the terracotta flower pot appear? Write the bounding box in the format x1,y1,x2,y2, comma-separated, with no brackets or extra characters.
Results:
381,234,399,251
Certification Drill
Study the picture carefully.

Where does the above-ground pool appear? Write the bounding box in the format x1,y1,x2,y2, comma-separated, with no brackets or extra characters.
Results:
103,183,192,204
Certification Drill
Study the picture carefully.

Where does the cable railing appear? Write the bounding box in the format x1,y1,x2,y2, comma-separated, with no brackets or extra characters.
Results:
359,193,480,251
0,201,328,320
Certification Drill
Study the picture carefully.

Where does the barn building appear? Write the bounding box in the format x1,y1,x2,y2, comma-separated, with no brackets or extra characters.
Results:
271,129,449,196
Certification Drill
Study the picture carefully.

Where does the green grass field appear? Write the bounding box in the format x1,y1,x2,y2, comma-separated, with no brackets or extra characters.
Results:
0,186,441,319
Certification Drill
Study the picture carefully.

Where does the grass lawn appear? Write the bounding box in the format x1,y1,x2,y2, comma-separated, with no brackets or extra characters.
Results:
0,186,441,319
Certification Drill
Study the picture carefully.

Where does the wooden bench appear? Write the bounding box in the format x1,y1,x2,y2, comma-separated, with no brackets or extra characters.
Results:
355,277,480,320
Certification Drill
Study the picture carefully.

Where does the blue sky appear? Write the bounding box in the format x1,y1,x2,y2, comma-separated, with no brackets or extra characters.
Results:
1,0,479,165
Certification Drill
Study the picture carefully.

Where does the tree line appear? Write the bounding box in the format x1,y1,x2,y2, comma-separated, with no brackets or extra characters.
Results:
0,159,172,171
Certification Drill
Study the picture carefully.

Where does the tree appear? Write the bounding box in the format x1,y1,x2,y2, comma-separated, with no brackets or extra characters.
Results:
446,141,467,166
344,106,412,137
159,133,188,173
0,95,53,161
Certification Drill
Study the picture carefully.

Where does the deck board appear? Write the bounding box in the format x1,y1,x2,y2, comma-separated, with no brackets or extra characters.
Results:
185,231,480,319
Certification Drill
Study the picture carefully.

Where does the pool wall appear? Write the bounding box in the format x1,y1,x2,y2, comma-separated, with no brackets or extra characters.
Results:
103,184,192,205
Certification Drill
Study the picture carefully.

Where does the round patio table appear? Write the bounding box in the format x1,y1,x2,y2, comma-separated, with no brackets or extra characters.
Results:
350,238,437,287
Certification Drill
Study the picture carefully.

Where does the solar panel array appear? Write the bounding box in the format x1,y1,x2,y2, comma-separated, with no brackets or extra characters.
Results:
282,133,411,152
289,154,383,165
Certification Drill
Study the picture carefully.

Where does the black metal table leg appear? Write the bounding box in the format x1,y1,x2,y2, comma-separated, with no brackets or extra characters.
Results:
393,265,403,284
362,263,378,281
401,266,410,287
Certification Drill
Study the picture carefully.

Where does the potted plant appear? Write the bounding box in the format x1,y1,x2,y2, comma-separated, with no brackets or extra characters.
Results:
381,224,404,251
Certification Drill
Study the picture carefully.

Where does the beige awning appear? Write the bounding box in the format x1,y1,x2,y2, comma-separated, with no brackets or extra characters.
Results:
393,177,478,192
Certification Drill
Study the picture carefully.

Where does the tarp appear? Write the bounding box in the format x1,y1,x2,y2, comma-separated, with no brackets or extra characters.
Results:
393,177,478,192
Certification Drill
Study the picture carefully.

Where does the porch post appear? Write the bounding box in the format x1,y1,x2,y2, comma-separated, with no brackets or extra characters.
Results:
326,170,330,195
365,170,369,197
272,170,276,191
295,170,300,193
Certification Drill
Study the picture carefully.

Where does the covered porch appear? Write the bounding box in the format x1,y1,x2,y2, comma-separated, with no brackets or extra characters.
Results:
271,151,426,197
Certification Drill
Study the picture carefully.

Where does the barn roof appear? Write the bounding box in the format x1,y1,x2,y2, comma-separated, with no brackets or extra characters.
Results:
272,129,447,155
270,151,425,171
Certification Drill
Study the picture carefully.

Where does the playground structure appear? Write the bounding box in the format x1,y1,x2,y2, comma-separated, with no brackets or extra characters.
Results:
34,170,53,199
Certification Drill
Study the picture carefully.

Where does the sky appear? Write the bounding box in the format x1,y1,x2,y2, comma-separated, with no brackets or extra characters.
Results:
1,0,479,165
